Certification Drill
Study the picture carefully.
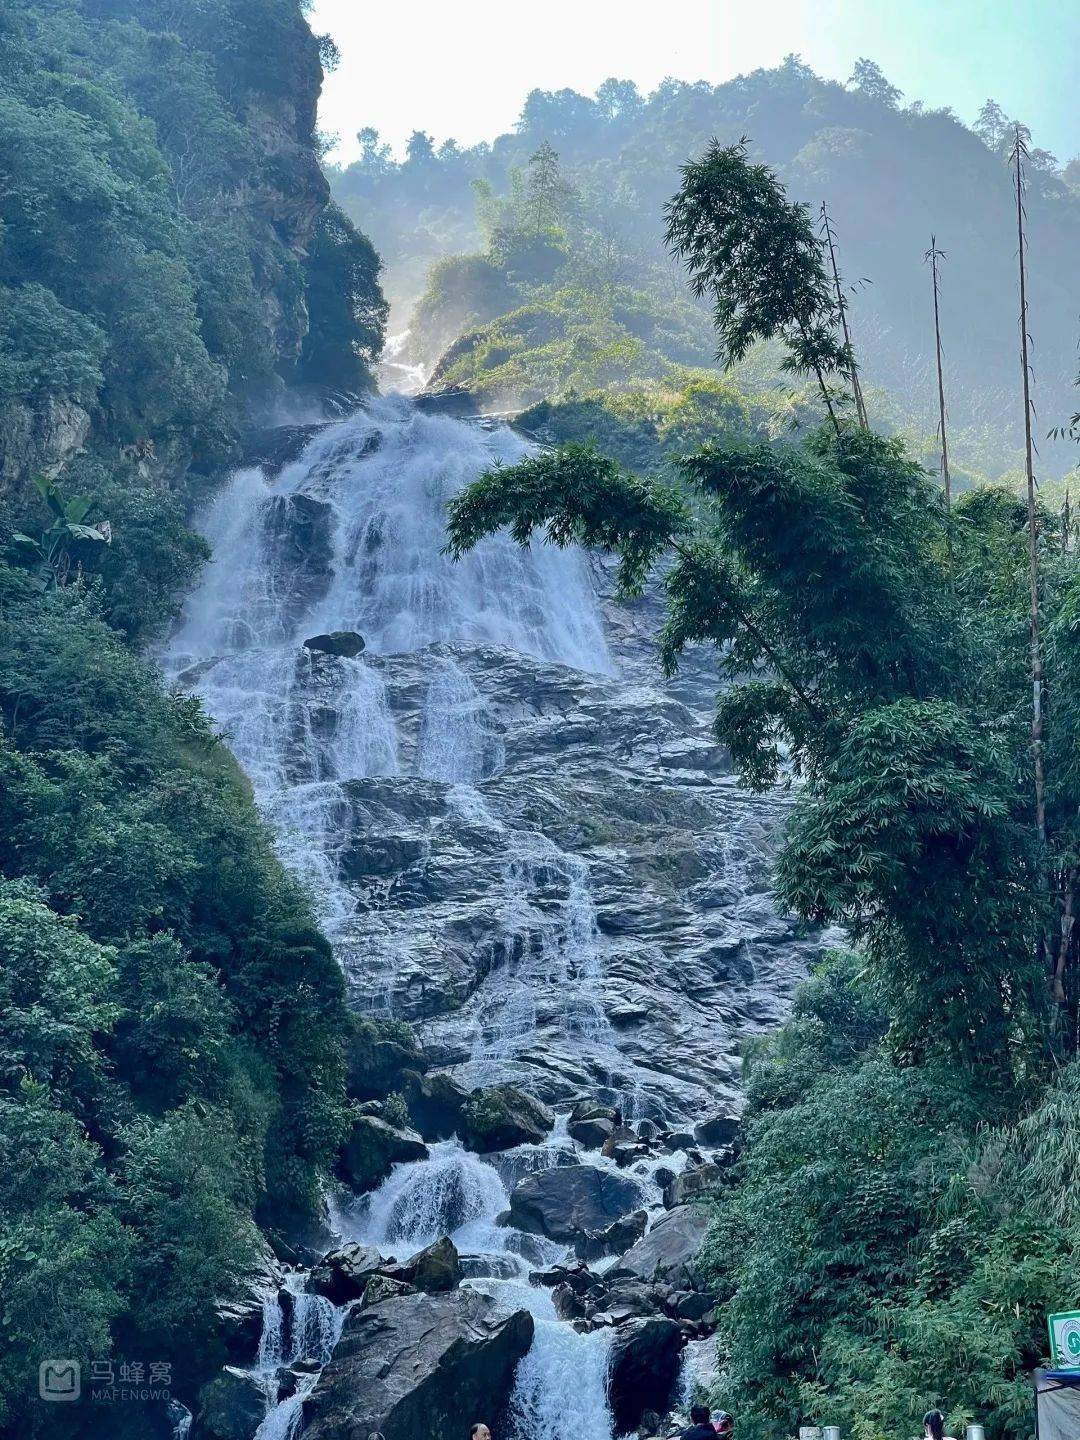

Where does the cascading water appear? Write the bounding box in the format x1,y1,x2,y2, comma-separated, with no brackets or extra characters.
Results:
251,1273,346,1440
168,396,707,1439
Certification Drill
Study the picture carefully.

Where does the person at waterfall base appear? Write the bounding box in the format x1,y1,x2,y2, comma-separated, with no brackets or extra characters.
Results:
923,1410,957,1440
471,1423,491,1440
712,1411,734,1438
681,1404,721,1440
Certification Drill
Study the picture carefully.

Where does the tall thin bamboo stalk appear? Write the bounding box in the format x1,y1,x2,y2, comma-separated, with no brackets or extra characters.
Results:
1012,127,1051,947
924,237,951,513
820,203,868,427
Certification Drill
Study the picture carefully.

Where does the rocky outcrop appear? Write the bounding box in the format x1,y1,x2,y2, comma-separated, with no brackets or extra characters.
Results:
664,1165,723,1208
460,1083,554,1152
400,1069,470,1138
607,1318,686,1433
0,395,91,496
611,1205,712,1289
337,1115,428,1193
507,1164,643,1245
309,1243,383,1305
302,1290,534,1440
194,1366,267,1440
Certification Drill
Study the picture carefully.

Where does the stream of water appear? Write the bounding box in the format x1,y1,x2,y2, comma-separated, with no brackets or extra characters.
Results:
166,396,694,1439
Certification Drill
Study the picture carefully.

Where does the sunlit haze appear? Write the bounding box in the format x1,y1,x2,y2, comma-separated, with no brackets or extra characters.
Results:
311,0,1079,163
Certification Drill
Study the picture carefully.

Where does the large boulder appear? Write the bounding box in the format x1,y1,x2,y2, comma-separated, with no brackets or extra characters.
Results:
400,1069,470,1140
664,1165,722,1209
576,1208,648,1262
337,1114,428,1193
694,1113,741,1147
309,1243,383,1304
361,1273,414,1308
460,1084,554,1152
508,1164,643,1243
302,1289,534,1440
303,630,366,658
607,1317,685,1433
406,1236,461,1293
611,1206,711,1290
194,1367,268,1440
568,1100,616,1149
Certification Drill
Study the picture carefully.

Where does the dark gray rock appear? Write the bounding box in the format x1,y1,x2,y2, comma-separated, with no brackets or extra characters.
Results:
601,1125,640,1158
664,1164,723,1209
243,423,326,480
607,1317,685,1433
508,1164,644,1243
309,1243,383,1304
568,1099,617,1148
577,1208,648,1262
406,1236,460,1293
529,1260,599,1292
612,1206,712,1289
303,630,366,658
194,1366,267,1440
400,1069,470,1139
337,1115,428,1193
302,1289,533,1440
461,1083,555,1152
361,1273,414,1308
674,1291,718,1322
694,1113,741,1146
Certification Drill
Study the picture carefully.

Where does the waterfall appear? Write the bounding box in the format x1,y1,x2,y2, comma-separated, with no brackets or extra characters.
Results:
168,398,684,1440
166,397,610,936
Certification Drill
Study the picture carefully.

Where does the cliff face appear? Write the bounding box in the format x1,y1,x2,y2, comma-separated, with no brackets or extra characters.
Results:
0,0,383,506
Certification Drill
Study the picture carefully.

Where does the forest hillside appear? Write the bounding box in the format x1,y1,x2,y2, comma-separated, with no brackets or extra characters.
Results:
331,60,1080,478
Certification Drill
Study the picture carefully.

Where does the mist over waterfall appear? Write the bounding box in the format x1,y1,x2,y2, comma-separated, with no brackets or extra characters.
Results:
167,394,817,1439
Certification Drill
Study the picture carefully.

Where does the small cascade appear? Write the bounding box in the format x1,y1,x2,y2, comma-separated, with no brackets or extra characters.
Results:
250,1273,346,1440
465,832,612,1088
334,1139,514,1258
511,1308,615,1440
167,1400,193,1440
416,656,504,784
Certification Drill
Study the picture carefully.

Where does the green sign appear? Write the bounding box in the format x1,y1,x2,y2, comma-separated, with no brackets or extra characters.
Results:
1048,1311,1080,1368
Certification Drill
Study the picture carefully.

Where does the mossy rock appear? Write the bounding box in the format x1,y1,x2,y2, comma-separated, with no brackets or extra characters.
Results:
461,1084,554,1153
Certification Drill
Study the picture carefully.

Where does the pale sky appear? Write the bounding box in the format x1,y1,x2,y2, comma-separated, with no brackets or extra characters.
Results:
310,0,1079,166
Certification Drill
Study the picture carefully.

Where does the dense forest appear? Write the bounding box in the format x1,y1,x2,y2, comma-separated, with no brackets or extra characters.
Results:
331,60,1080,480
446,139,1080,1440
0,2,385,1435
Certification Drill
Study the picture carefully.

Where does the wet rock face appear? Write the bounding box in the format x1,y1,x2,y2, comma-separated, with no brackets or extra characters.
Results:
608,1318,686,1434
508,1164,645,1243
610,1205,712,1289
325,638,817,1127
301,1290,534,1440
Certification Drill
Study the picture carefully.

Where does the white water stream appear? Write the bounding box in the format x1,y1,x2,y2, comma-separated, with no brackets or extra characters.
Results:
166,397,691,1439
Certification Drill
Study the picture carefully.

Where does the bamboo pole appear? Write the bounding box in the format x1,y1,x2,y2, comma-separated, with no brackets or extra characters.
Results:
821,203,868,427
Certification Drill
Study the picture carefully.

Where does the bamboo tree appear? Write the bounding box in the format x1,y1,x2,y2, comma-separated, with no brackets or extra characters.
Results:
821,203,868,427
1012,127,1052,982
664,141,849,439
924,236,951,513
